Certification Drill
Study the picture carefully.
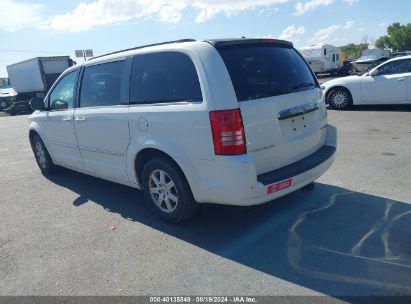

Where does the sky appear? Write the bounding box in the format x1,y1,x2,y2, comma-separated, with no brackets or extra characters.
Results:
0,0,410,77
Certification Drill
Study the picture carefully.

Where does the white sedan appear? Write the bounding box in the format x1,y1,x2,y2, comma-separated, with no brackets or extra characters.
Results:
322,55,411,109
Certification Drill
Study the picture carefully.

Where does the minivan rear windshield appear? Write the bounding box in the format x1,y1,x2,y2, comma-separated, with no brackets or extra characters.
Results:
217,45,318,102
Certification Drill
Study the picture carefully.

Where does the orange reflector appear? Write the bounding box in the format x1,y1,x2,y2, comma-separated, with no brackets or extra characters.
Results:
267,179,293,194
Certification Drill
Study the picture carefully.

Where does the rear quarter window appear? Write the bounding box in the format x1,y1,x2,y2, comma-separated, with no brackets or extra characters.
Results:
130,52,202,104
217,45,318,102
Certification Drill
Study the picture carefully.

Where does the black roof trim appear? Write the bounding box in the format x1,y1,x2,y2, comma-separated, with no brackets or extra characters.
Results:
205,38,293,49
89,39,196,61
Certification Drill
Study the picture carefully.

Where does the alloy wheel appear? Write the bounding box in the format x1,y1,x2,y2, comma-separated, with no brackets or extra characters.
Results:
331,91,349,109
148,169,178,213
35,141,47,169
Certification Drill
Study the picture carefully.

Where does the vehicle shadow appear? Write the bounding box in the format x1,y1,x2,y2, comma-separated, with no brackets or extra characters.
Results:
46,170,411,299
327,104,411,112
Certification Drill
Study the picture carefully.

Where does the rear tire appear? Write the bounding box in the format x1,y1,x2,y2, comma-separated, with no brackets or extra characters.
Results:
31,134,57,175
327,88,352,110
142,156,198,223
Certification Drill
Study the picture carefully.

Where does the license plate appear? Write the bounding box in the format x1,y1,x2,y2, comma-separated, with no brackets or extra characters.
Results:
283,114,312,137
267,179,293,194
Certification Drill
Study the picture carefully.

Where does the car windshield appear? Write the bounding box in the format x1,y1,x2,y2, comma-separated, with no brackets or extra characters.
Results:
217,45,318,102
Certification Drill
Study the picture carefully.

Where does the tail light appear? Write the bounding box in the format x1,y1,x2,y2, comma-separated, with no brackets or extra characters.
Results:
209,108,246,155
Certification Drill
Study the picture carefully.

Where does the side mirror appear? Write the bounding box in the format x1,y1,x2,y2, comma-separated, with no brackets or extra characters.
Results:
30,97,45,111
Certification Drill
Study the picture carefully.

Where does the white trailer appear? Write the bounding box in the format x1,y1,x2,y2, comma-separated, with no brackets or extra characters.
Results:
6,56,74,99
299,44,342,75
6,56,74,114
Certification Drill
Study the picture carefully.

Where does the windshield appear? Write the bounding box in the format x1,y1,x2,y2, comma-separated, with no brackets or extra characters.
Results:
217,45,318,102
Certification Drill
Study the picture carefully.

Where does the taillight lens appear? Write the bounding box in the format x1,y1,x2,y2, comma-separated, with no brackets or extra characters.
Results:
209,109,247,155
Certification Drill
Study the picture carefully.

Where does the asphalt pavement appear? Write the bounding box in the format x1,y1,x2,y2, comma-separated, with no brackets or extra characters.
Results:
0,106,410,298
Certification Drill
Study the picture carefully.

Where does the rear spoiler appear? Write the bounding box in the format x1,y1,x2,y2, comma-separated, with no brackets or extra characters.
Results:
205,38,293,49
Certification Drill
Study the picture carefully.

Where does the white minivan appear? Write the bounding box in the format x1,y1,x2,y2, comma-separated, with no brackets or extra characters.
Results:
29,38,337,222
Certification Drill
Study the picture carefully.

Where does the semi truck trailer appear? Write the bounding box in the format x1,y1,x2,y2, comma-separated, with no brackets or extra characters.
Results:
5,56,75,115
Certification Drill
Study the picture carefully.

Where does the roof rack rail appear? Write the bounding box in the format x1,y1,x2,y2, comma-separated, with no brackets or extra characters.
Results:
89,39,196,61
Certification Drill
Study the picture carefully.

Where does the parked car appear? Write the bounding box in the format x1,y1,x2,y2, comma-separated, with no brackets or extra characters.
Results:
352,57,389,75
28,38,337,222
0,85,18,110
389,51,411,58
323,55,411,109
352,48,390,75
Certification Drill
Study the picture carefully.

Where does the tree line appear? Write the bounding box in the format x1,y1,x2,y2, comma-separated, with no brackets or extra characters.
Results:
340,23,411,60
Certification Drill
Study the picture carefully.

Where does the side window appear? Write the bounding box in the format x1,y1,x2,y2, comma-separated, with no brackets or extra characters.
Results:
130,52,202,104
336,54,340,61
49,70,79,110
332,54,336,62
377,60,411,76
79,60,125,108
324,48,327,56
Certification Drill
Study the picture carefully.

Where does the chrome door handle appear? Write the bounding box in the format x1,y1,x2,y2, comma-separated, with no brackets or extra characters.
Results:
75,117,86,122
398,78,406,81
62,117,72,123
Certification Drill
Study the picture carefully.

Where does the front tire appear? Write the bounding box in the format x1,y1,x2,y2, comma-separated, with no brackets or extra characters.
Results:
0,100,9,110
327,88,352,110
31,134,56,175
142,156,198,223
8,106,16,116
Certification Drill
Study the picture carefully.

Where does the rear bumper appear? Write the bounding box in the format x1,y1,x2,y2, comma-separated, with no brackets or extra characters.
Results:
257,145,335,186
237,150,335,206
177,124,337,206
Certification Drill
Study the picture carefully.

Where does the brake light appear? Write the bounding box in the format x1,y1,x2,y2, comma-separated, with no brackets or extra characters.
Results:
209,109,246,155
